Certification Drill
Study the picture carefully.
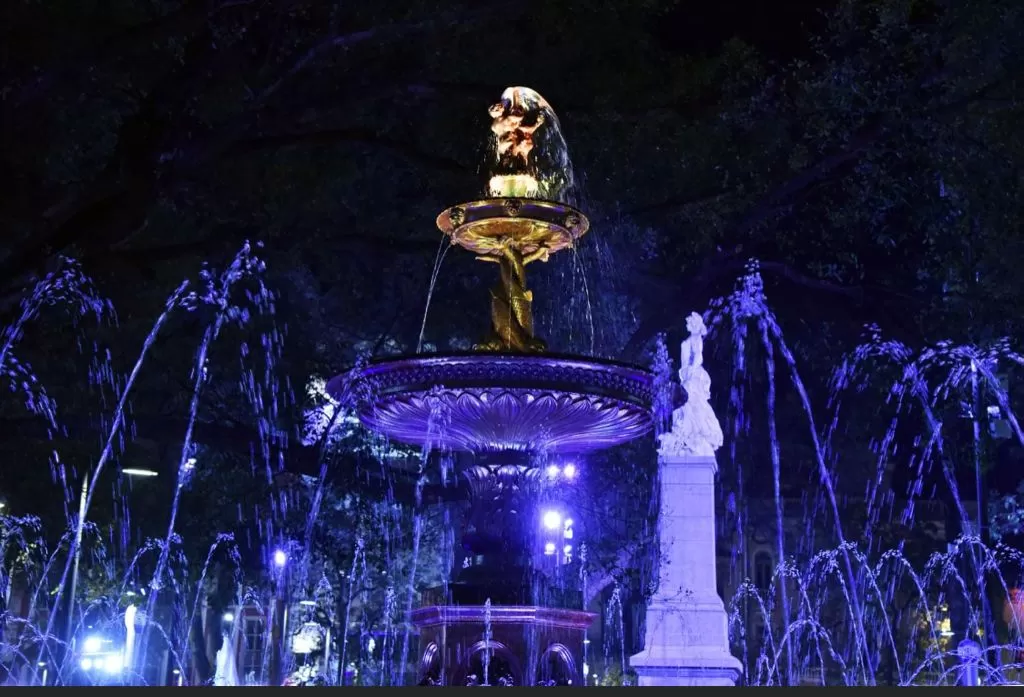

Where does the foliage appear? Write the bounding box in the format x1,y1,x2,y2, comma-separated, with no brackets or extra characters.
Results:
989,481,1024,542
598,664,637,686
651,333,674,435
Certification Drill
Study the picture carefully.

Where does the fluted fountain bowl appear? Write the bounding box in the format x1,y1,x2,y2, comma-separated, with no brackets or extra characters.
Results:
329,353,653,454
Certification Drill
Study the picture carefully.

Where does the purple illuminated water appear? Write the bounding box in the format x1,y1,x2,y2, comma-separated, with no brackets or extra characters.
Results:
4,247,1024,687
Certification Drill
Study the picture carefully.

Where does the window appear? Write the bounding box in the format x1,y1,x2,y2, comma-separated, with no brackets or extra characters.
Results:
241,615,266,684
753,551,773,591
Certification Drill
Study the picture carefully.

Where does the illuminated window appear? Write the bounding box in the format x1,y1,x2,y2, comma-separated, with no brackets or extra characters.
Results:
242,615,266,684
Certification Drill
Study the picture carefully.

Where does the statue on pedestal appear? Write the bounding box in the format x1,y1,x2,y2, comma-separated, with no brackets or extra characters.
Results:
659,312,724,457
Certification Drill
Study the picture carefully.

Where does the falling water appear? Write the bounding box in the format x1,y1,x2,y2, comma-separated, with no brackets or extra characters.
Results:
40,280,189,678
379,584,396,685
482,597,493,686
337,537,365,685
757,318,794,684
579,542,590,680
183,534,240,681
710,263,872,681
602,583,626,675
416,238,452,353
139,244,275,679
11,209,1024,689
396,391,449,685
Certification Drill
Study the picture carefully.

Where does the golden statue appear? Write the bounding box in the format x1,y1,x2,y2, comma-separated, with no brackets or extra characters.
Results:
436,87,588,353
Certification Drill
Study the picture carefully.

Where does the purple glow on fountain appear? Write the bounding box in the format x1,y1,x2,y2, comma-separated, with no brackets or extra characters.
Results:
330,353,652,454
322,87,652,688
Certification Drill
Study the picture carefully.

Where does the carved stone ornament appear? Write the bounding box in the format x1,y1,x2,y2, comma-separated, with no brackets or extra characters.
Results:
503,198,523,217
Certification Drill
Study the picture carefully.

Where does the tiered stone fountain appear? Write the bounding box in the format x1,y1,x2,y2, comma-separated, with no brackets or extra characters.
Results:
329,87,654,686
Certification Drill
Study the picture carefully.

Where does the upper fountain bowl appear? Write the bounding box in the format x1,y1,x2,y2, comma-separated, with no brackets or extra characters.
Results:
329,353,653,455
436,198,589,260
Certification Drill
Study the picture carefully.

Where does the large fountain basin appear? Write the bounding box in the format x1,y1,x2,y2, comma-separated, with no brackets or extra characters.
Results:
329,352,652,454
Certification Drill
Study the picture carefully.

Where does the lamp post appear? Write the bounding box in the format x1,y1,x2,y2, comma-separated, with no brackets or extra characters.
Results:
64,467,158,682
63,475,89,661
269,548,290,686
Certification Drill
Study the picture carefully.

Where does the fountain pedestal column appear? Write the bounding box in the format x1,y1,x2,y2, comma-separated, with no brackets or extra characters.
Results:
630,453,741,686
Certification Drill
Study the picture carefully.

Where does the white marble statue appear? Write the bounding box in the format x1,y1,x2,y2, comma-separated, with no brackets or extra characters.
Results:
659,312,724,457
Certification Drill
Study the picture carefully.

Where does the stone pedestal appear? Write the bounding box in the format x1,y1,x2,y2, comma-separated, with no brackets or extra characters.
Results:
630,453,742,686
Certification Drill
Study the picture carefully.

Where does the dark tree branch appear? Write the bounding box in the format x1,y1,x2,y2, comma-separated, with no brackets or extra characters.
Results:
0,4,526,291
0,414,462,507
625,187,732,218
617,253,923,360
253,4,520,104
585,538,647,607
106,228,441,270
224,126,470,173
4,0,253,112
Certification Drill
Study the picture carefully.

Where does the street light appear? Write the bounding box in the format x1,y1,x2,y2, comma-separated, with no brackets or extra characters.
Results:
542,510,561,530
78,634,125,681
273,549,288,567
66,467,159,670
269,546,290,685
120,468,158,477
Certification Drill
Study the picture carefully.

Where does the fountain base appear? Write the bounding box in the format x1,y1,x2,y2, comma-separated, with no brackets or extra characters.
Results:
412,604,595,686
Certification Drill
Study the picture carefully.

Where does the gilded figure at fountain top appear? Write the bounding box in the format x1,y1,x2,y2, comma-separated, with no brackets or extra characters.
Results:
484,87,575,204
436,86,588,353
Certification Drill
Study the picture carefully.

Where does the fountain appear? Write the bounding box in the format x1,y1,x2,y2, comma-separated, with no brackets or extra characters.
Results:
4,88,1022,690
329,86,653,686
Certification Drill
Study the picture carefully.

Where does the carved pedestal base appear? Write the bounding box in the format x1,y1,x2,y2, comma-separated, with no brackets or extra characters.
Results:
630,452,742,686
630,597,741,686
